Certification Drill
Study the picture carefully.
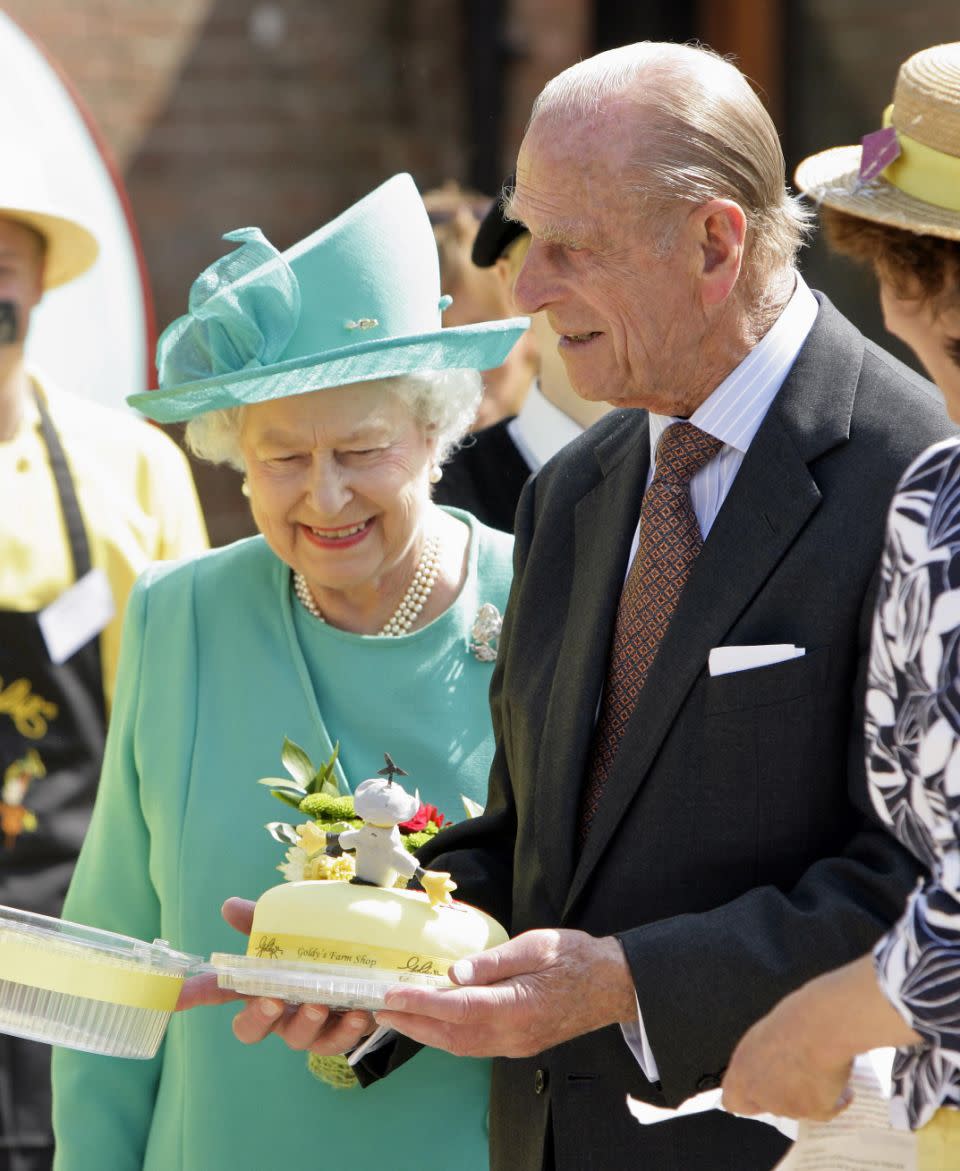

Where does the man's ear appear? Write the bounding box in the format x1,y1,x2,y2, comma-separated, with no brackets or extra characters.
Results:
691,199,746,308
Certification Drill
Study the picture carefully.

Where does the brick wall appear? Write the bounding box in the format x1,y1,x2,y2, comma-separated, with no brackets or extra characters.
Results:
5,0,587,541
2,0,214,168
502,0,591,167
10,0,952,540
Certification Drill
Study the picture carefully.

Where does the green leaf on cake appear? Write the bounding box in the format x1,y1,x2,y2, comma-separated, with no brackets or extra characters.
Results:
271,790,306,811
307,741,341,796
258,777,307,796
281,738,316,786
461,795,485,819
266,821,301,845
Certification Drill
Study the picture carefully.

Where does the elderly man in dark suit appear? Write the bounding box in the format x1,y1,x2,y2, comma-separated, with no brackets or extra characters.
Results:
285,40,956,1171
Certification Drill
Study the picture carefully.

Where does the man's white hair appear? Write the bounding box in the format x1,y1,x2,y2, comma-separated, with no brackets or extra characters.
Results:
529,42,811,297
184,369,482,471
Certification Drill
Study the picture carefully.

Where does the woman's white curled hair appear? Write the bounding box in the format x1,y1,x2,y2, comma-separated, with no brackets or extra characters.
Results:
183,369,483,471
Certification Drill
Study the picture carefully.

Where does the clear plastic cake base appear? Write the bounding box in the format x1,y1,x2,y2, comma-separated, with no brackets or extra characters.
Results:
0,979,175,1058
0,905,200,1058
210,953,453,1011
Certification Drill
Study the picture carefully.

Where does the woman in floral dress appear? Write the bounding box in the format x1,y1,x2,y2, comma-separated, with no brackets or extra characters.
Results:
722,43,960,1166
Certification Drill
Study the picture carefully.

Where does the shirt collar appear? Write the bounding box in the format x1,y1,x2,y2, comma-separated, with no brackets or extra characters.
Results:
648,272,818,457
0,372,44,443
507,381,584,472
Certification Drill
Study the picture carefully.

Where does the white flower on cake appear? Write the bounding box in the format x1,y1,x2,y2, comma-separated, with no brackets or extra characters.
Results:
279,835,356,883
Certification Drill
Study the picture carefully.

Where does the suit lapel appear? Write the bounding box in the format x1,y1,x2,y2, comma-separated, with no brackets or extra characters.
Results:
561,295,864,916
534,413,651,902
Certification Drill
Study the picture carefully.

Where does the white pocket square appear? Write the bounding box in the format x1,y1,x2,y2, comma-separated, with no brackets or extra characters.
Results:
708,644,805,677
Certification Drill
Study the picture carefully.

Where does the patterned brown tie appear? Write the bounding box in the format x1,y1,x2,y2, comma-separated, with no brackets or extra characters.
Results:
579,422,723,839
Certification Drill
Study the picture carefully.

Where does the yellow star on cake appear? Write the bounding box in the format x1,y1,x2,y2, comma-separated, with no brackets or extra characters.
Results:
420,869,457,907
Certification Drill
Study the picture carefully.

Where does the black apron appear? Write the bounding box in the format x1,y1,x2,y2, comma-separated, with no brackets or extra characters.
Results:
0,392,107,1171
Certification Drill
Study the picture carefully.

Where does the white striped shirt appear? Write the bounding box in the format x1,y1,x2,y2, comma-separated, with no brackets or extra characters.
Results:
621,272,818,1081
641,273,819,546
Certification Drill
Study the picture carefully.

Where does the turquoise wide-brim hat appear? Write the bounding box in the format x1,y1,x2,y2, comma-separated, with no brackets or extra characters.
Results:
129,173,529,423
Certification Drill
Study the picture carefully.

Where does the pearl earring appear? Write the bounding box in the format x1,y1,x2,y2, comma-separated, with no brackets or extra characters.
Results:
241,477,251,498
429,464,443,484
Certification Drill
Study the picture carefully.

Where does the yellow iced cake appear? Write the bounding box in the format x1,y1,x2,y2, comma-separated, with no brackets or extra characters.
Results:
246,880,508,979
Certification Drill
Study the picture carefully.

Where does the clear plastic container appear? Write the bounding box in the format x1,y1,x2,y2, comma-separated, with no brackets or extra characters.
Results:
210,952,453,1011
0,905,200,1058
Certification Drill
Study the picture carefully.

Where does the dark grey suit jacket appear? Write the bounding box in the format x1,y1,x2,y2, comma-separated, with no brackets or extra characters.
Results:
365,297,956,1170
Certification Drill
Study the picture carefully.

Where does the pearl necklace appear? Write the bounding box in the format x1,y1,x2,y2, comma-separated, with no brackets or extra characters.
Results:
292,533,442,636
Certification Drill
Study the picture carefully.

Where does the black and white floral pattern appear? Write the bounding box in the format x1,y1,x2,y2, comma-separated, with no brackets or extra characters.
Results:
865,438,960,1130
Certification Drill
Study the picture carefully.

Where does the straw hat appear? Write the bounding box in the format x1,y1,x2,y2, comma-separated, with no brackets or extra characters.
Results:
129,174,529,424
0,201,99,289
795,42,960,242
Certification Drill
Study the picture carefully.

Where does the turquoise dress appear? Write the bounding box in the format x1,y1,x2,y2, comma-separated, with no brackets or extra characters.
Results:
52,511,512,1171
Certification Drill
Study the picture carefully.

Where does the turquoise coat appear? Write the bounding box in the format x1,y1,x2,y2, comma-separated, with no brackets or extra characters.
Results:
52,513,513,1170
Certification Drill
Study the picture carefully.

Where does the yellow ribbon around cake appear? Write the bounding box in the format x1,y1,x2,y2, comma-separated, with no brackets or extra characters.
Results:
0,934,184,1011
882,105,960,212
248,932,454,979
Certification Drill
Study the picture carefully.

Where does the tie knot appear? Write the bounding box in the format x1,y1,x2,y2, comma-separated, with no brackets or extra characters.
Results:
654,422,723,485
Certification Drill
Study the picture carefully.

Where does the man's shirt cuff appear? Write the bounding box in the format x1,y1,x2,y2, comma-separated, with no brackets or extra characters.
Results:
620,993,660,1081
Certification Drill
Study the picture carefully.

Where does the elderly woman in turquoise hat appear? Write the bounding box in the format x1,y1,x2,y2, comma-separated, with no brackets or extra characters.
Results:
51,174,527,1171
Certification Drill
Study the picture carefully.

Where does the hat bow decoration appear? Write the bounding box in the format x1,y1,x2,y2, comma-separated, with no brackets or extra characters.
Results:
855,104,960,214
157,227,302,390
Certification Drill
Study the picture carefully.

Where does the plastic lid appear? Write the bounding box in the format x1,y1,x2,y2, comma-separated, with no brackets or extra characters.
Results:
0,904,201,976
210,951,453,1011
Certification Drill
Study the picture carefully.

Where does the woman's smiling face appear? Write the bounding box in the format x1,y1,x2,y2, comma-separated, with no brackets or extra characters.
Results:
240,381,437,602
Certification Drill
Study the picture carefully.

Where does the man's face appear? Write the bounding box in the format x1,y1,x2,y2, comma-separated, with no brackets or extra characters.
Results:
0,218,45,345
510,109,705,414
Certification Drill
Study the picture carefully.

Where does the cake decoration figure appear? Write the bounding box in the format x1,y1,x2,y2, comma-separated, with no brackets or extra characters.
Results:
378,752,407,783
335,755,456,906
263,744,456,905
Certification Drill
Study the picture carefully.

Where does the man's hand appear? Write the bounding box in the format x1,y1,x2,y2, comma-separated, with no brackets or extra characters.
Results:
176,897,375,1054
374,928,637,1058
721,985,854,1122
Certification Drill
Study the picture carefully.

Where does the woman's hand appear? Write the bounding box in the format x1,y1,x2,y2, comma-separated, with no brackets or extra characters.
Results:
721,984,854,1121
176,897,376,1055
722,954,922,1121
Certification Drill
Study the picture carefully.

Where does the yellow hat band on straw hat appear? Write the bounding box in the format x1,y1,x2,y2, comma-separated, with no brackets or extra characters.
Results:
881,104,960,213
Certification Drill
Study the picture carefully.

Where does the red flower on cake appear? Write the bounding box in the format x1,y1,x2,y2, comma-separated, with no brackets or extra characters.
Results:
399,803,445,832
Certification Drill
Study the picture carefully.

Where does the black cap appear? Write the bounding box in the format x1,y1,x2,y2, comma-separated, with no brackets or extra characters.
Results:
471,174,527,267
